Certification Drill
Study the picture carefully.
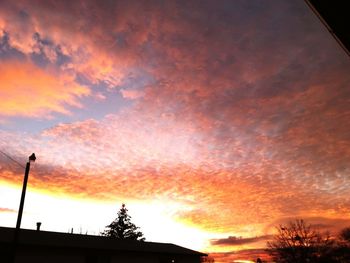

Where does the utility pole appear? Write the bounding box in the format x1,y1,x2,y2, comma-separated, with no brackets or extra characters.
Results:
11,153,36,263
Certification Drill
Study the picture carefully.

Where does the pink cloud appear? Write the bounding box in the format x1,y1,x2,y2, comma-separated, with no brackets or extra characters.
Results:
120,89,144,100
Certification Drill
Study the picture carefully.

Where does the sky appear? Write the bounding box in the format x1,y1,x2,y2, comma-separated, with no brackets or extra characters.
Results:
0,0,349,262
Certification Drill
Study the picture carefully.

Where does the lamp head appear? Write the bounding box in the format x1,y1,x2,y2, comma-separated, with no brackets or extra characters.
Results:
29,153,36,162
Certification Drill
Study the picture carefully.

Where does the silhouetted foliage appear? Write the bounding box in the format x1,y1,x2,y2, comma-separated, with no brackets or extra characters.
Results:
340,227,350,242
267,219,335,263
333,227,350,262
102,204,145,241
200,256,215,262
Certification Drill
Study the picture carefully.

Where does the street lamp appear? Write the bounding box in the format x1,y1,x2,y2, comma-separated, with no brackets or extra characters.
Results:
15,153,36,230
12,153,36,263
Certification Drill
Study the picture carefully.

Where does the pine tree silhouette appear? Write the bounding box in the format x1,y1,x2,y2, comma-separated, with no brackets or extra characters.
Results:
102,204,145,241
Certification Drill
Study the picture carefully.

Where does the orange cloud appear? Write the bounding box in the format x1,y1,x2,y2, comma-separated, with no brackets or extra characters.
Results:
0,207,16,213
0,0,150,89
209,249,271,263
0,61,89,118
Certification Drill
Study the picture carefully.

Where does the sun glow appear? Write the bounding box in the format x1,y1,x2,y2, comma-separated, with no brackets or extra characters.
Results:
0,180,213,250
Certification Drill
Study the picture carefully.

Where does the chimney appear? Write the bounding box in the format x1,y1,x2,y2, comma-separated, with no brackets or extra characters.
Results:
36,222,41,231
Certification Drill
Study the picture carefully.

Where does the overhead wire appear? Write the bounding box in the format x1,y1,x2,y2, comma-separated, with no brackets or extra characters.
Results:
0,149,25,168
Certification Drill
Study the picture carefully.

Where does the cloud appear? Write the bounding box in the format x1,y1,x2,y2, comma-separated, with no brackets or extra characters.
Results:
0,207,16,213
120,89,144,100
209,249,271,263
264,217,350,235
0,0,154,89
0,1,350,259
211,235,273,246
1,79,350,236
0,60,89,118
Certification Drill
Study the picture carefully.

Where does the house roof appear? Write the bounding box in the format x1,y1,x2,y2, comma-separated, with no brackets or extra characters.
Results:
0,227,206,256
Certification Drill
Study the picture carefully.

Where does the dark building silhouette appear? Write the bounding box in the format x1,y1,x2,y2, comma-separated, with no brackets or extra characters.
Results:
0,227,206,263
306,0,350,56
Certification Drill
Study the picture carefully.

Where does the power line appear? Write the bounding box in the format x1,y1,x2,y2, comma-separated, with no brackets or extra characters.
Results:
0,149,25,168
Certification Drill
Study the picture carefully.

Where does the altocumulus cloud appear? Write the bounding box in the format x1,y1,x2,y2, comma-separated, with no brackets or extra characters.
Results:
0,1,349,260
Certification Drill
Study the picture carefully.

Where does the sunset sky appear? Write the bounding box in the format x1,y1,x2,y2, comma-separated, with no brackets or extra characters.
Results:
0,0,349,262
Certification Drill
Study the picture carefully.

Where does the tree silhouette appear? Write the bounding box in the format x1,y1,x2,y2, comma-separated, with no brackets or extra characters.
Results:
200,256,215,262
340,227,350,242
267,219,333,263
334,227,350,262
102,204,145,241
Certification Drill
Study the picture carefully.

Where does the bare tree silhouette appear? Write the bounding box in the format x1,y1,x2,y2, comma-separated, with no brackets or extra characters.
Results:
267,219,333,263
